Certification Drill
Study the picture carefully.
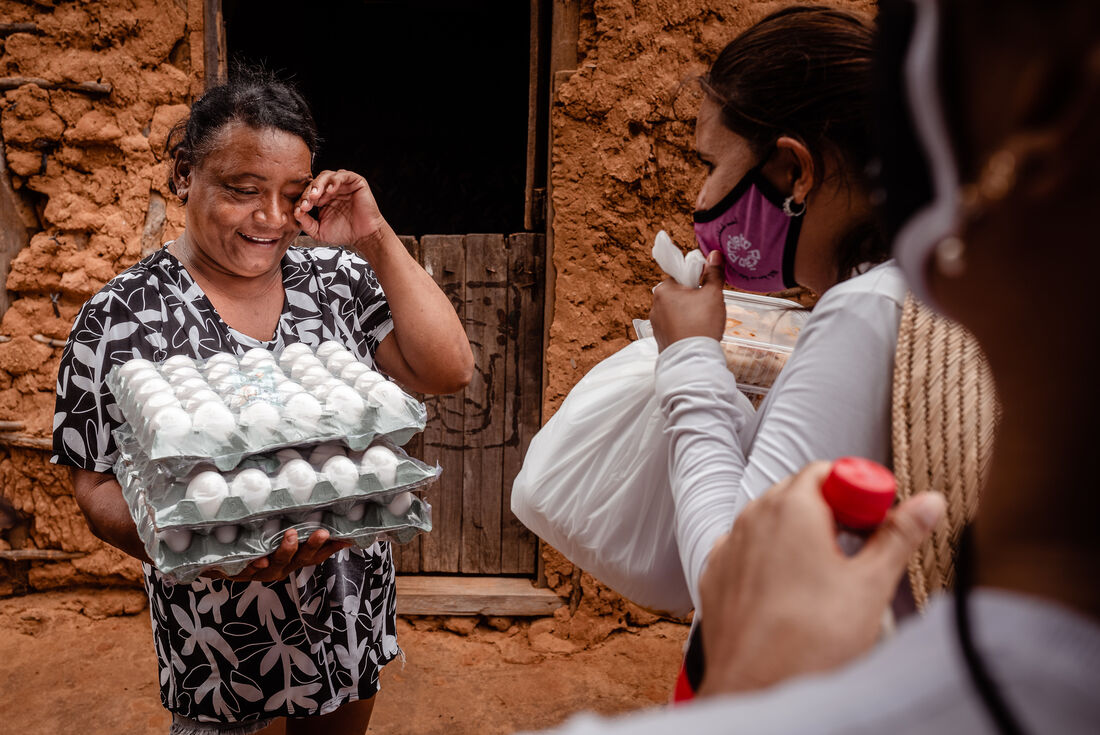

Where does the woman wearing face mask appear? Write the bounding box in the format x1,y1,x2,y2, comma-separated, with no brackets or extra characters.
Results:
536,0,1100,732
649,7,907,621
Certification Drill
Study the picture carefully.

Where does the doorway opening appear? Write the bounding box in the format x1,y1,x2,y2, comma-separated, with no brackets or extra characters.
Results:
223,0,533,236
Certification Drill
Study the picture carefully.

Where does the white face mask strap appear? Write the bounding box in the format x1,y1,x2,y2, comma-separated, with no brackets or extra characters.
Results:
893,0,964,306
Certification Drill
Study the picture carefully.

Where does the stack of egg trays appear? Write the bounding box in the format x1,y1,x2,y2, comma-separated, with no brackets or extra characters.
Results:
114,434,436,583
105,351,428,469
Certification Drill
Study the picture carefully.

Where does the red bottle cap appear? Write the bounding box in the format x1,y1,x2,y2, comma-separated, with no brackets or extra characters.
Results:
821,457,896,530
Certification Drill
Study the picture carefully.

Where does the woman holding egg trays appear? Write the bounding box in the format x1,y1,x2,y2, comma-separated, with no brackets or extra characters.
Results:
51,68,473,734
648,7,908,627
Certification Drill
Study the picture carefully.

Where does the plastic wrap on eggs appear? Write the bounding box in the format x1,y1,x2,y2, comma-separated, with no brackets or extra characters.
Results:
105,343,426,467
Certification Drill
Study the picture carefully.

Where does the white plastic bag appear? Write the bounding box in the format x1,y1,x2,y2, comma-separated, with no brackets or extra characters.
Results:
511,337,693,616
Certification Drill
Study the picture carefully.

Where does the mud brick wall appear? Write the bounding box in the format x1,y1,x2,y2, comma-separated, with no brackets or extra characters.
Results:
0,0,204,593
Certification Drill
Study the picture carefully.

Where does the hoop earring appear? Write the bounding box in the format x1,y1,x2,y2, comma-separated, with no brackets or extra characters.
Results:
934,236,967,278
782,196,806,217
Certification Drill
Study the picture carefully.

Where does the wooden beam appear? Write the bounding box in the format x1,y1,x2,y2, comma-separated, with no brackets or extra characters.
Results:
0,549,84,561
0,433,52,450
396,575,563,616
0,145,29,317
203,0,227,88
0,77,111,96
0,23,38,36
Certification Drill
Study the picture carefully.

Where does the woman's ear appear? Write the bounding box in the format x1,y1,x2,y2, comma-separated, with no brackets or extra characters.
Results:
172,156,193,203
774,136,815,206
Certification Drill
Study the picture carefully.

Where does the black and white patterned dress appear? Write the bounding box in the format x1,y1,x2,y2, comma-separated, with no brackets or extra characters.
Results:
52,245,401,724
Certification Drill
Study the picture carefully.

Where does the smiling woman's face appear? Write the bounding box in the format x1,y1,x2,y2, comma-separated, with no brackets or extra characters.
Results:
176,121,312,278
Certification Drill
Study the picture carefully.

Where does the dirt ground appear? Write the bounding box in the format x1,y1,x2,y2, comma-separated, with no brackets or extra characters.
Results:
0,589,687,734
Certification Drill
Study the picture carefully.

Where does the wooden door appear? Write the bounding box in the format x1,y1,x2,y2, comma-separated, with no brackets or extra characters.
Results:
392,233,544,575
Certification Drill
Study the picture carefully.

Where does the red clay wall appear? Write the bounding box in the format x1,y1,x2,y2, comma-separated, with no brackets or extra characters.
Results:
0,0,203,593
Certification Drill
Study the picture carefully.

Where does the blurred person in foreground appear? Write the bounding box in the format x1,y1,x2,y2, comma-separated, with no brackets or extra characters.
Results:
534,0,1100,732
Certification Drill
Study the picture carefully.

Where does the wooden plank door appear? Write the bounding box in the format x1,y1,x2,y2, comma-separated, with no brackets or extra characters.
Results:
394,233,544,576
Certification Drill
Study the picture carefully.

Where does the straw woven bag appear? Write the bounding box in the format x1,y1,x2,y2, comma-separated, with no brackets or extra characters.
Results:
892,294,1000,609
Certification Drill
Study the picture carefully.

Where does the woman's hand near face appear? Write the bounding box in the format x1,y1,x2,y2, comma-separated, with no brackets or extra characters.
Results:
295,170,388,248
650,250,726,351
697,462,945,696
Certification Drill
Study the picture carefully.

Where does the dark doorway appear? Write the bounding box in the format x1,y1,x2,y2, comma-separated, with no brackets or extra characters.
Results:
223,0,531,236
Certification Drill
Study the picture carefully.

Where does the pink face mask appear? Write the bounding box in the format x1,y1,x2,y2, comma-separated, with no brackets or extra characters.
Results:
693,163,804,292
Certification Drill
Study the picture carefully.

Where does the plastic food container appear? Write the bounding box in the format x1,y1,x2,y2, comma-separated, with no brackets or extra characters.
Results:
634,290,810,407
718,290,809,406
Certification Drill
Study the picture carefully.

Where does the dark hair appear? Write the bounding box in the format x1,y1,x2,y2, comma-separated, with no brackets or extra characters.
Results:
703,6,886,280
166,67,320,195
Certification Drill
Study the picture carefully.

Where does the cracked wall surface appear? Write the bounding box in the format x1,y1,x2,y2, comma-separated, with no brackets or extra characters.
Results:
0,0,202,593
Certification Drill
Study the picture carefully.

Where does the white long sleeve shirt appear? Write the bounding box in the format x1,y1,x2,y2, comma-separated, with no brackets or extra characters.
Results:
655,261,909,607
533,590,1100,734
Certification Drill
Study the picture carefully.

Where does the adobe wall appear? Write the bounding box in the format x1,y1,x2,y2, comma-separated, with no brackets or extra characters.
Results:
0,0,203,593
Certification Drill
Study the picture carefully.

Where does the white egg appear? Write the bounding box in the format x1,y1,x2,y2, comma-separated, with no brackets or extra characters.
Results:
213,376,242,395
313,378,348,402
387,491,414,516
345,502,366,521
275,447,303,465
359,445,399,486
275,380,305,401
184,390,222,412
367,380,409,418
298,365,331,390
353,370,386,394
203,363,236,384
339,362,373,383
261,516,283,541
213,524,240,544
133,378,172,402
118,358,156,379
304,510,324,524
203,353,239,371
230,468,273,511
191,401,236,441
239,400,281,431
276,459,317,504
279,343,314,365
162,355,197,372
240,347,276,368
284,393,322,428
160,528,192,553
325,351,356,374
315,341,346,360
167,366,204,384
150,405,192,439
289,355,325,380
326,384,366,424
141,392,181,421
309,441,346,467
322,455,359,494
186,470,229,519
172,377,209,399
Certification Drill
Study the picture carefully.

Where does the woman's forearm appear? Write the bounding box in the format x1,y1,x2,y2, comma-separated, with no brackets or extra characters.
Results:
70,468,150,563
354,223,474,394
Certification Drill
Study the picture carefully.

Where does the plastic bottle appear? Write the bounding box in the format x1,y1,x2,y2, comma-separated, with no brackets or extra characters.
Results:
672,457,905,703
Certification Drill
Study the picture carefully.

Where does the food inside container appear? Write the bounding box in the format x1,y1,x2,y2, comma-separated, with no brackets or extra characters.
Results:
634,290,809,407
